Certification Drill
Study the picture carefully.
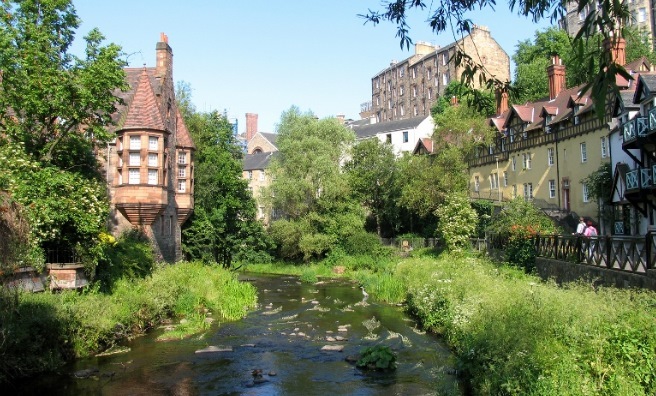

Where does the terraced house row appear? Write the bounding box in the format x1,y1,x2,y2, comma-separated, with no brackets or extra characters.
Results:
471,36,656,236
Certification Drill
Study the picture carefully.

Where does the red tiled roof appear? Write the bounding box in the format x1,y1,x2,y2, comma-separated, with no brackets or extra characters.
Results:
120,68,165,131
175,108,195,149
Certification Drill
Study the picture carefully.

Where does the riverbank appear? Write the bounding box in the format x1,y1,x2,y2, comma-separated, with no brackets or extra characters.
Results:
243,250,656,395
0,262,257,384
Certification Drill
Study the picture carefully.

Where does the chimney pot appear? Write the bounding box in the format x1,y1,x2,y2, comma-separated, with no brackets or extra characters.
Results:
547,55,566,100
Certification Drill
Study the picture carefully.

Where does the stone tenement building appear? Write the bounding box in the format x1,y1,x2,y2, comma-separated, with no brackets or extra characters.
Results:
369,26,510,123
103,33,195,262
561,1,655,48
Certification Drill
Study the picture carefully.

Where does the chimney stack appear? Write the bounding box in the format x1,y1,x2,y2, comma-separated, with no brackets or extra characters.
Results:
547,55,566,100
495,88,509,116
246,113,258,141
604,36,626,66
156,32,172,79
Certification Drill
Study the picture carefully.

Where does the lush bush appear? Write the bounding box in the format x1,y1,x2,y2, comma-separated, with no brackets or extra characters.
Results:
435,192,477,253
268,219,308,260
342,231,382,256
356,345,397,371
0,191,43,272
398,254,656,395
487,198,558,270
93,229,155,292
0,262,257,384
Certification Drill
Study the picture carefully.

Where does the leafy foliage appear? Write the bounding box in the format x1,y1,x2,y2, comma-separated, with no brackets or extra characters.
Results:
488,198,558,270
399,254,656,395
268,107,363,261
0,191,43,271
356,345,397,371
435,193,477,253
581,162,613,227
433,101,495,156
0,0,127,166
0,1,126,271
180,109,270,267
431,81,495,117
344,139,400,236
0,141,109,270
397,146,469,218
94,229,155,292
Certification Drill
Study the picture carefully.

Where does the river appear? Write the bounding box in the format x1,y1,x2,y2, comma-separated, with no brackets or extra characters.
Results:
13,273,461,395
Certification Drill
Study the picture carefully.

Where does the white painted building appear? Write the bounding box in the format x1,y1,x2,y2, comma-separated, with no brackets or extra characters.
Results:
347,115,434,155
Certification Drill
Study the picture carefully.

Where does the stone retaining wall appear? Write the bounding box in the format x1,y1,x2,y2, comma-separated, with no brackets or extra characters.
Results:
535,257,656,291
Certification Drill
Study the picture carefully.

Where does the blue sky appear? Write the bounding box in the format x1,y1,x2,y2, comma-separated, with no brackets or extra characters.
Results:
72,1,552,134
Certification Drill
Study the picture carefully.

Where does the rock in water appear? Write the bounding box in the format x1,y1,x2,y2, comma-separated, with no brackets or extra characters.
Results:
195,345,233,353
321,345,345,352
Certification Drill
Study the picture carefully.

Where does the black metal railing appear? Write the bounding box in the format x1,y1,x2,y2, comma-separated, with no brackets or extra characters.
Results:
45,248,80,265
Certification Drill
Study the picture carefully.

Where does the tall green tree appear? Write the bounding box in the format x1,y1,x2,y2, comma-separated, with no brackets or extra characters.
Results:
0,0,126,268
344,139,399,237
396,146,469,219
433,100,494,157
268,107,362,260
270,107,355,219
432,81,495,117
0,0,127,171
512,26,656,104
181,109,269,267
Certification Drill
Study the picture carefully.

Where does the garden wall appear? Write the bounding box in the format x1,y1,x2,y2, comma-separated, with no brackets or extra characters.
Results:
535,257,656,291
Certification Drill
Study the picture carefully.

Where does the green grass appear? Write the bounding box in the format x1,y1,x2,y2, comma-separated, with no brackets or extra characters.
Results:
398,252,656,395
0,261,257,383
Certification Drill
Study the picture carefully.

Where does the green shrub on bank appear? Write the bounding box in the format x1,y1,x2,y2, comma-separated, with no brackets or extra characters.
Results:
94,229,155,291
399,253,656,395
0,262,257,384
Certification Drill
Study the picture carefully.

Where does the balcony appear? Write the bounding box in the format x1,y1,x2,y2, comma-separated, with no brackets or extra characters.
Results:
622,108,656,150
625,165,656,193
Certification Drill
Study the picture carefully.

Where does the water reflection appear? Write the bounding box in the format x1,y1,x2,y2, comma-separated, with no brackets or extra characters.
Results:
12,274,460,395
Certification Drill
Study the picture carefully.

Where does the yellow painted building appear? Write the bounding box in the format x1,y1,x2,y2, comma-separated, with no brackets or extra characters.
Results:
468,55,611,225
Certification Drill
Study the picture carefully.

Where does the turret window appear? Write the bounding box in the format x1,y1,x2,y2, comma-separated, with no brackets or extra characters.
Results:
148,169,158,185
177,180,186,193
178,152,186,164
130,135,141,149
128,168,140,184
148,153,157,167
129,152,140,166
149,136,158,150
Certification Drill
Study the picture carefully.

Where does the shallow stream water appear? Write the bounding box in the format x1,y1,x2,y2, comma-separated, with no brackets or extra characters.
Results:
11,273,461,395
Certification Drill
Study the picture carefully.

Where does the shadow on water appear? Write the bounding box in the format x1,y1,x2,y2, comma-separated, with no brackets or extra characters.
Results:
12,273,462,395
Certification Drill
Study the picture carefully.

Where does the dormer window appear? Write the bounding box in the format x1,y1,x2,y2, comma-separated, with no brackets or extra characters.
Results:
573,105,582,125
545,115,553,133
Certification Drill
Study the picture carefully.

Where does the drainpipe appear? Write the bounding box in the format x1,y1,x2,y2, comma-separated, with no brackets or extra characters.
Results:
555,130,561,209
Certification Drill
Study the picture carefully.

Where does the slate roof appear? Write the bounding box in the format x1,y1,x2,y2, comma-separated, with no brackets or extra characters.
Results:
350,115,430,139
634,74,656,102
243,151,277,171
259,132,278,148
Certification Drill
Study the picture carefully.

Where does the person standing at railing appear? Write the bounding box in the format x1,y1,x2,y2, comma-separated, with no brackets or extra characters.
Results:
573,217,586,235
584,221,598,260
